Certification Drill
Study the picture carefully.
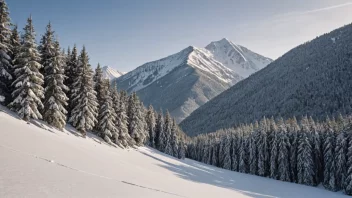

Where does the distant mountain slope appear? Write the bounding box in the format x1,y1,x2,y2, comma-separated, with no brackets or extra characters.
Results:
180,23,352,136
102,66,124,80
206,38,272,78
115,40,272,122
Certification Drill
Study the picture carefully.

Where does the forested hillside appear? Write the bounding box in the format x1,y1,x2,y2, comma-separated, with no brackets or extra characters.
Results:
180,23,352,136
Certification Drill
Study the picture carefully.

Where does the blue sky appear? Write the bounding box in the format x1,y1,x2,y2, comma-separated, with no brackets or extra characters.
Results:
8,0,352,72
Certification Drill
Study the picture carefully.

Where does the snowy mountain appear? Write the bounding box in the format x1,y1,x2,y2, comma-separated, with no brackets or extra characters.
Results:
115,40,271,122
180,23,352,136
0,106,344,198
206,38,272,78
116,46,241,93
101,65,124,80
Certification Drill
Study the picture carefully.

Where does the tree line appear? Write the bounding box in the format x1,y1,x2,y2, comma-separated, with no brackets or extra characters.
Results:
187,114,352,195
0,0,185,159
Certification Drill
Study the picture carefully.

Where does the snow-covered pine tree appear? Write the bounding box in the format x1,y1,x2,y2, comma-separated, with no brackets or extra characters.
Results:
238,126,248,173
96,80,117,143
287,116,300,183
218,132,225,167
10,16,44,121
155,111,164,151
309,116,322,185
277,117,290,182
0,0,13,104
202,137,209,164
170,119,179,157
146,105,156,147
120,90,128,105
42,24,69,130
212,138,219,167
335,115,347,191
65,46,71,80
111,86,131,147
68,46,98,137
257,117,268,177
344,128,352,195
163,111,173,155
231,129,239,171
249,121,258,175
93,63,104,106
67,45,79,118
127,92,146,146
269,117,279,180
206,137,212,165
297,116,315,186
8,25,20,103
323,117,337,191
178,140,186,159
222,132,232,170
9,25,20,61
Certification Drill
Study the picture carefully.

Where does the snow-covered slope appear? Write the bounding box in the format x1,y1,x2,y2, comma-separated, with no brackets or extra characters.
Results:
206,38,272,78
0,106,347,198
102,65,124,80
117,46,241,93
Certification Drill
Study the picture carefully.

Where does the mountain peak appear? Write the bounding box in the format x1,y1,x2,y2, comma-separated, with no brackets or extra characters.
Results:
205,38,272,78
101,65,124,80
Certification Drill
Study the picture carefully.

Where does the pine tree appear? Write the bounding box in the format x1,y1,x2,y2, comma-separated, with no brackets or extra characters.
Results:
69,46,98,137
8,25,20,103
323,117,337,191
164,111,173,155
288,117,300,183
257,117,268,176
269,118,279,179
10,16,44,121
344,128,352,195
231,129,239,171
67,45,79,117
249,121,258,175
127,92,145,146
277,117,290,182
170,119,179,157
111,87,131,147
42,24,69,130
309,116,322,185
146,105,156,147
222,132,232,170
93,64,104,105
297,116,315,186
335,115,347,191
96,80,117,143
178,140,185,159
0,0,13,104
212,138,219,167
155,111,164,151
238,127,248,173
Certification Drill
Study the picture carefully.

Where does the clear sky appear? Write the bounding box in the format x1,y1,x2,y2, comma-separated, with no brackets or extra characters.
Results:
8,0,352,72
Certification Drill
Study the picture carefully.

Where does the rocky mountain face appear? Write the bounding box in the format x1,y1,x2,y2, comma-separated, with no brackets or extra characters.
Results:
114,39,272,122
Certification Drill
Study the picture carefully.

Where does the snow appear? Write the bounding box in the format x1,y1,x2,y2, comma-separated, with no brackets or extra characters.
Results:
117,46,242,92
0,105,348,198
118,39,272,93
205,38,272,78
101,66,124,80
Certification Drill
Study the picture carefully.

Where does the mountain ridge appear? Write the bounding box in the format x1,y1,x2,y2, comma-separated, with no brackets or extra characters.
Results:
115,39,272,122
180,23,352,136
102,65,124,80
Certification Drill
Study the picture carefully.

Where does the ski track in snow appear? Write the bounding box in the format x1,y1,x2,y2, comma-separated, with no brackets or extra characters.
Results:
0,144,188,198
